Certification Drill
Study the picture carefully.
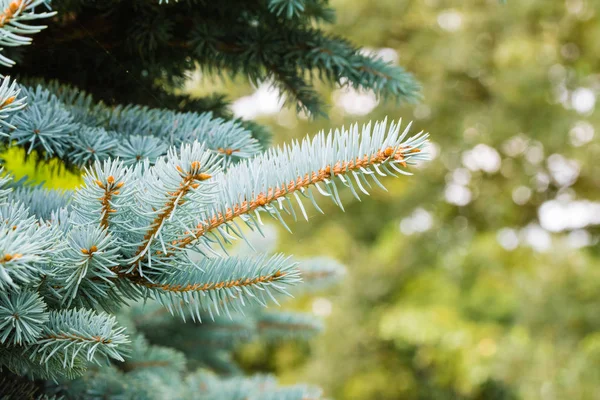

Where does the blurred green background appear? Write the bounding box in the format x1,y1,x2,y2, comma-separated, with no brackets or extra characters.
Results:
11,0,600,398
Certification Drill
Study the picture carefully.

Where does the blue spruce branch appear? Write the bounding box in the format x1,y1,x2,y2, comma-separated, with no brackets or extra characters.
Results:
0,0,55,67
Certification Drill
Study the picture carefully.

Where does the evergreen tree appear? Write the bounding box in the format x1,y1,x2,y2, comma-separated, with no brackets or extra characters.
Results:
0,1,429,398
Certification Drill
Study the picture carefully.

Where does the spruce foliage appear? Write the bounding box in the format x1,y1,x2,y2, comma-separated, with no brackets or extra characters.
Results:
0,1,429,398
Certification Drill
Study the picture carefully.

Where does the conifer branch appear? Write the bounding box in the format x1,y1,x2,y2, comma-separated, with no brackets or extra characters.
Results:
176,119,429,251
0,0,437,391
0,76,26,133
0,309,129,380
295,256,346,292
5,83,263,169
126,143,219,277
53,225,123,306
7,185,71,222
143,270,287,293
97,176,124,229
121,335,185,375
257,311,323,341
147,254,301,320
131,162,212,264
73,159,133,231
0,289,48,345
0,0,55,67
0,0,25,28
32,309,129,368
0,202,57,290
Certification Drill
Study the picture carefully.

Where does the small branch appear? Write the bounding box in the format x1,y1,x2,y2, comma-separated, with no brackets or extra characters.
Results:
96,175,124,229
217,147,239,156
357,65,392,80
44,333,112,345
178,146,418,249
141,270,286,293
129,161,211,269
0,0,27,28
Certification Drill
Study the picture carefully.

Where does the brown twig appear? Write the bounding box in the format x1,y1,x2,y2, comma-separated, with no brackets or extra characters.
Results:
96,175,124,229
140,270,285,293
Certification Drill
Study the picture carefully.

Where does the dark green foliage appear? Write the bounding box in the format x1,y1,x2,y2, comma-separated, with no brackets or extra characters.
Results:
13,0,418,117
